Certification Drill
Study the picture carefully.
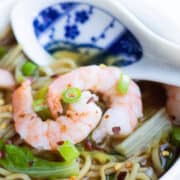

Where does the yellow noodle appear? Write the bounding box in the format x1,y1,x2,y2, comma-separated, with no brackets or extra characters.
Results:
119,172,128,180
90,165,102,170
100,162,122,180
0,46,173,180
130,155,148,163
136,173,150,180
40,58,77,76
151,147,163,175
0,167,11,176
86,171,99,178
50,58,77,75
139,167,149,172
0,104,12,113
77,153,92,180
0,112,12,119
128,163,140,180
0,99,4,106
3,126,16,140
5,173,31,180
0,45,22,71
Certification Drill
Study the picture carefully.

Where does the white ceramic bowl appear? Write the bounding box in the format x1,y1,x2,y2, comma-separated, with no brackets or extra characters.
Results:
3,0,180,179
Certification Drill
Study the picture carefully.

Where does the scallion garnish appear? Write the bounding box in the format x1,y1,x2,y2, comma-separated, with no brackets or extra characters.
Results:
117,73,130,95
33,99,52,120
34,87,48,99
172,126,180,146
62,87,82,104
33,99,47,112
22,61,38,76
0,47,7,58
58,141,80,162
0,141,79,178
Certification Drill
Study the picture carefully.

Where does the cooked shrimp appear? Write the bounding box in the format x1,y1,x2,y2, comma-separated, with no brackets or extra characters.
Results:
166,85,180,125
48,65,143,143
12,80,102,150
0,69,15,89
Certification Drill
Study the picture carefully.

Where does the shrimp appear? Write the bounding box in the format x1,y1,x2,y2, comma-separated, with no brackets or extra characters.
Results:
166,85,180,125
13,65,142,150
0,69,15,89
48,65,143,143
12,80,102,150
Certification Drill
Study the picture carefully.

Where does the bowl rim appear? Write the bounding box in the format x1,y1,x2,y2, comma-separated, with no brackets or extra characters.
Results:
10,1,180,178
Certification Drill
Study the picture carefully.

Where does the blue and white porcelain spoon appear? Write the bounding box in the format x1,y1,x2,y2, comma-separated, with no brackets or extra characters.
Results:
119,0,180,45
11,0,180,86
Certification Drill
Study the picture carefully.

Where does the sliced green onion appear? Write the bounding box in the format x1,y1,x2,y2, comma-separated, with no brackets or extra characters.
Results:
33,99,52,120
62,87,82,104
58,141,80,162
172,126,180,146
34,87,48,99
117,73,130,95
0,47,7,58
22,61,38,76
88,151,116,164
0,141,79,178
33,99,47,112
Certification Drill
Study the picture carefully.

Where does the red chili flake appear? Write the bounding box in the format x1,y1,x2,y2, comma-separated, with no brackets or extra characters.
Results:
0,151,6,159
30,115,36,120
66,112,71,118
57,141,64,146
19,113,25,118
125,161,133,169
169,115,180,125
67,84,72,88
14,84,20,89
51,74,59,78
112,127,121,135
94,146,104,151
57,111,61,116
104,114,110,119
11,134,21,143
70,176,76,180
84,139,93,150
170,115,176,121
61,124,67,132
86,97,95,104
117,171,127,180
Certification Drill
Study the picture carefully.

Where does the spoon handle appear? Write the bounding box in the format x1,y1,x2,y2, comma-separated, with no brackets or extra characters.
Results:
118,0,180,45
122,55,180,86
110,0,180,66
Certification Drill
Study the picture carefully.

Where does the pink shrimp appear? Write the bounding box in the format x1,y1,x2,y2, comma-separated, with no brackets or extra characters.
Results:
12,65,142,150
12,80,102,150
0,68,15,89
48,65,143,143
166,85,180,125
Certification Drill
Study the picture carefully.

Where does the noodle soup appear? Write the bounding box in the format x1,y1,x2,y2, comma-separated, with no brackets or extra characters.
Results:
0,44,179,180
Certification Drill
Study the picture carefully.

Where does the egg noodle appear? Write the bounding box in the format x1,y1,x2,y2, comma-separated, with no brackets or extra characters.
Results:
0,45,176,180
